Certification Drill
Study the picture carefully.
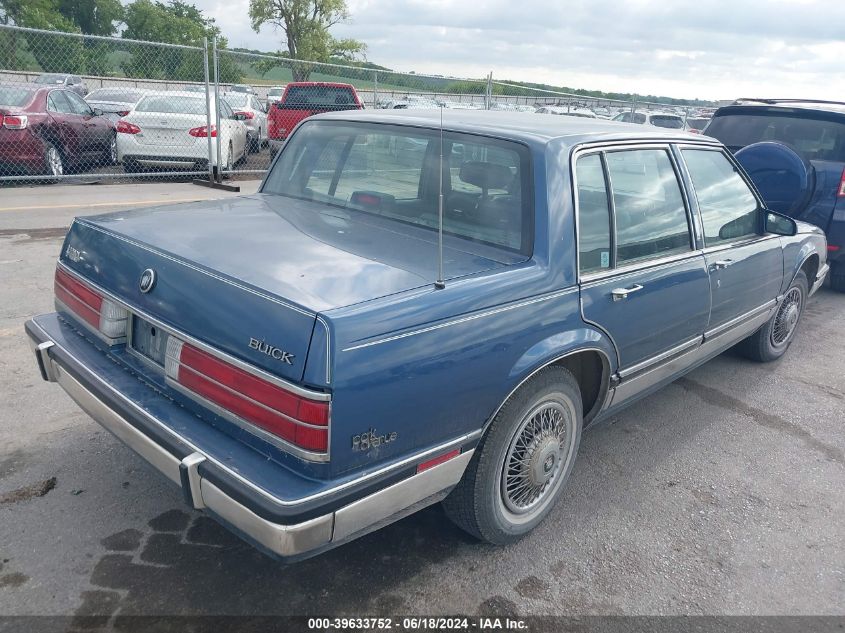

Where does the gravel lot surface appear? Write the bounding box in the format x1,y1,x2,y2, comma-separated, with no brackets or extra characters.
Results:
0,183,843,620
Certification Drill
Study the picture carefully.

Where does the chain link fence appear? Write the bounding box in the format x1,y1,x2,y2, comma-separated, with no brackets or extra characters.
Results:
0,23,707,187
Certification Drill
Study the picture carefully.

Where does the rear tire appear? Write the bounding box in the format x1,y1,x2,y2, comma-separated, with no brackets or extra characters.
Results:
442,366,582,544
740,270,808,362
43,142,64,180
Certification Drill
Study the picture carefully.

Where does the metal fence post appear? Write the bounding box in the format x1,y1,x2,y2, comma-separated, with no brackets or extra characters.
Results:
373,70,379,108
213,36,222,182
202,37,214,184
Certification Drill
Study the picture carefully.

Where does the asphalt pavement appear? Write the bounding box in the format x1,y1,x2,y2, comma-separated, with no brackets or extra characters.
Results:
0,182,843,620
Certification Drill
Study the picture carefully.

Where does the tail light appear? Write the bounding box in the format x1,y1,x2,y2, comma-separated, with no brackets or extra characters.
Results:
116,120,140,134
829,245,840,252
687,128,701,134
838,168,845,197
54,267,128,341
189,125,217,138
234,111,254,119
1,114,28,130
164,340,329,452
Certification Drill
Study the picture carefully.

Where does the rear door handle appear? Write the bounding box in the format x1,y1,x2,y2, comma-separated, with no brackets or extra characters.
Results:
712,259,734,270
611,284,644,301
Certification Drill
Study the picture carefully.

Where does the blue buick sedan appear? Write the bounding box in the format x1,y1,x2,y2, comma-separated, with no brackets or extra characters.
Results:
27,110,828,560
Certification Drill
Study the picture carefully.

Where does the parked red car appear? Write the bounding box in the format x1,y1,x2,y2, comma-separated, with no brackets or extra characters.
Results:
0,83,115,177
267,82,363,154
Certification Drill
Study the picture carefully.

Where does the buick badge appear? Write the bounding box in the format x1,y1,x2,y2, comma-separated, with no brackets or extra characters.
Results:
139,268,156,293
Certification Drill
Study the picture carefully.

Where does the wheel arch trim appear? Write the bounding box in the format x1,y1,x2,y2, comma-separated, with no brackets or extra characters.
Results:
482,340,614,436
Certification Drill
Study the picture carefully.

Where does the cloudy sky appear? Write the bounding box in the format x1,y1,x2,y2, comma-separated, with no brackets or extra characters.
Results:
194,0,844,101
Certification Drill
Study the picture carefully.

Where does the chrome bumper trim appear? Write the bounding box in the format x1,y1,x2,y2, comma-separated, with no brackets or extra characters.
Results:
811,263,830,296
29,326,473,559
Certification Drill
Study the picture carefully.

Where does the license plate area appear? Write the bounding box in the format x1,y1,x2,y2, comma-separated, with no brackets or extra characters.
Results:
129,315,171,367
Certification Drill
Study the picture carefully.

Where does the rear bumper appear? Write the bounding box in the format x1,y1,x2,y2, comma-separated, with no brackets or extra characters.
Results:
26,315,474,561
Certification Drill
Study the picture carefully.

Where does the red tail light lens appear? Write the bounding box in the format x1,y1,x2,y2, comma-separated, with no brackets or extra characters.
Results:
116,120,140,134
54,267,128,341
189,125,217,138
2,114,28,129
235,111,255,119
838,168,845,197
165,340,329,452
829,245,840,252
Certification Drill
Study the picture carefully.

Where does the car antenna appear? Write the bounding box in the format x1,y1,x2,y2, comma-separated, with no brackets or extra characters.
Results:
434,105,446,290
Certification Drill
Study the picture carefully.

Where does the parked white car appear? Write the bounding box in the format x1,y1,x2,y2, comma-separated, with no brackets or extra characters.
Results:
265,86,284,110
536,106,597,118
222,92,268,153
116,92,248,174
613,110,685,129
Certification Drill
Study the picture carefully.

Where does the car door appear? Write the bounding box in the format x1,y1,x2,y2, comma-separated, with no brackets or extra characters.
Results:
678,147,784,340
46,90,83,161
64,91,105,159
251,95,267,135
576,146,711,406
218,99,244,163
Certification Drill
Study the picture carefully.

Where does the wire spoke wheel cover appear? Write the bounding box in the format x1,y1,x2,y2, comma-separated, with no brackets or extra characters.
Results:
46,146,63,177
499,398,576,523
771,286,803,347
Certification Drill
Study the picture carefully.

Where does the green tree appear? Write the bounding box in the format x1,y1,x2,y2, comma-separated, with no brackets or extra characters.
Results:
247,0,365,81
121,0,240,82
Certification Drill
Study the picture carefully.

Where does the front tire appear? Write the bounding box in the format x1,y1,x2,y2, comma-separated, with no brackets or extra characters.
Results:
741,270,808,362
442,367,582,544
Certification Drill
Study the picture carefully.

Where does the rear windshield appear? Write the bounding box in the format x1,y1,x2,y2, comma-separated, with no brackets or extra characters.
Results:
224,93,249,108
263,121,533,254
0,85,35,107
86,88,145,103
706,109,845,161
135,95,206,115
650,115,684,129
268,88,283,96
34,74,65,84
686,117,709,130
281,86,357,109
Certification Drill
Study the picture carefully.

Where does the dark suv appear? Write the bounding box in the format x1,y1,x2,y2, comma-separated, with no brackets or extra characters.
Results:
705,99,845,291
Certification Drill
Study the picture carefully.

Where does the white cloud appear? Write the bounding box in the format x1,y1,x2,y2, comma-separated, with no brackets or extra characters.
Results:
194,0,845,101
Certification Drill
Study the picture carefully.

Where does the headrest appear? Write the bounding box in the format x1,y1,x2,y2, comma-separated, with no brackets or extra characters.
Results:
459,161,514,191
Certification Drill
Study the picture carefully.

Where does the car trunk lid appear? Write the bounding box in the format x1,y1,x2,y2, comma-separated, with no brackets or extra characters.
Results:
60,194,511,382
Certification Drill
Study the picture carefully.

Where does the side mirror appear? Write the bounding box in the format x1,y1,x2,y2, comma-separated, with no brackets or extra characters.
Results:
765,210,797,236
92,107,104,117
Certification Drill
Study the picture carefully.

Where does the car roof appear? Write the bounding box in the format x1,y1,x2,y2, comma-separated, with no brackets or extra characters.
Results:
312,109,714,148
286,82,355,89
727,98,845,116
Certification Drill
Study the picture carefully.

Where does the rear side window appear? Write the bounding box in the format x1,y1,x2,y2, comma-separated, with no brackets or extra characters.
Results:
64,91,92,116
682,149,759,246
605,149,690,265
47,91,74,114
706,110,845,161
575,154,611,273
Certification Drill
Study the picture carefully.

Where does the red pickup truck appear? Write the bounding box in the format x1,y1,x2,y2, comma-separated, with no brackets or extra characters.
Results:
268,82,363,154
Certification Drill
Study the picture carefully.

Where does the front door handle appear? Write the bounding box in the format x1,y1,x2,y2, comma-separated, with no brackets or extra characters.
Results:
611,284,644,301
712,259,734,270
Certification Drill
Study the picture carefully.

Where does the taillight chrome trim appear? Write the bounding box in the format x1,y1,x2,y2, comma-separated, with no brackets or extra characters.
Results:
56,262,329,401
58,262,331,462
166,376,331,462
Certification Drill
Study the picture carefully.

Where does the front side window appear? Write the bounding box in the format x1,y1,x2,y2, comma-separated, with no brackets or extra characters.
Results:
575,154,611,273
263,121,532,254
682,149,759,246
605,149,691,264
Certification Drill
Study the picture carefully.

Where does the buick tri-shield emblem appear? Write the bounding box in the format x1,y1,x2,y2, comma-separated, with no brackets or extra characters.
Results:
139,268,156,293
